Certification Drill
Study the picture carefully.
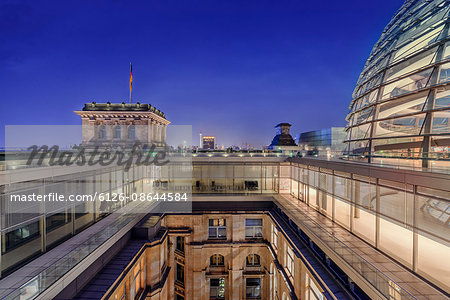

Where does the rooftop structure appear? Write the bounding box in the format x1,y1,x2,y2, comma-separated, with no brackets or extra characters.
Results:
75,102,170,148
269,123,297,148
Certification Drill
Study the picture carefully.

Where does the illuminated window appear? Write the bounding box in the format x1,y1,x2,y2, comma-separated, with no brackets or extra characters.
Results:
209,219,226,239
210,254,225,267
210,278,225,299
246,254,261,266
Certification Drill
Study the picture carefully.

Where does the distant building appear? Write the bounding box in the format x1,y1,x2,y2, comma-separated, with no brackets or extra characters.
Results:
199,131,203,148
75,101,169,148
202,136,215,150
268,122,297,152
296,127,346,155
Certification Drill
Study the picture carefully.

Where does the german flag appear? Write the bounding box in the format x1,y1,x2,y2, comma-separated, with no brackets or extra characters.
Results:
129,63,133,93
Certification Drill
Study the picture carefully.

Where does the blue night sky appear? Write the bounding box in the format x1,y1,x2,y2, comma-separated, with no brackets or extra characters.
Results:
0,0,405,148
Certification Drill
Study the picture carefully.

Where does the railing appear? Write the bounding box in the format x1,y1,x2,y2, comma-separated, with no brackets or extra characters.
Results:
0,150,287,171
0,201,154,300
292,150,450,175
192,152,286,158
275,195,416,300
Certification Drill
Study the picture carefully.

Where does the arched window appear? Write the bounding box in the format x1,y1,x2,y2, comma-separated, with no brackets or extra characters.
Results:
210,254,224,266
98,125,106,139
128,125,136,139
246,254,261,266
114,126,121,139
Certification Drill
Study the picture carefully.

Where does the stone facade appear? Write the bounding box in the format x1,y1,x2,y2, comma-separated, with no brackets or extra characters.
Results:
74,102,170,148
104,213,326,300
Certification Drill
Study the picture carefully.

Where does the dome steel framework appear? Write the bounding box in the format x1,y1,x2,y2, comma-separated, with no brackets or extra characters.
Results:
345,0,450,166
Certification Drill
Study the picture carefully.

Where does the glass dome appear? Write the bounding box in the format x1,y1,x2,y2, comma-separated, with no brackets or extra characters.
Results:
345,0,450,165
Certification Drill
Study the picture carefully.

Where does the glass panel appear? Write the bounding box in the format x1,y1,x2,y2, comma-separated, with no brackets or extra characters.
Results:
381,68,433,100
245,165,261,177
435,88,450,108
417,232,450,289
46,210,73,248
352,106,375,125
254,226,263,238
218,228,226,238
308,187,317,208
416,195,450,239
335,197,351,230
353,180,376,210
347,140,369,154
350,123,372,140
379,185,408,224
386,46,438,82
377,92,428,119
375,113,426,138
444,40,450,60
208,228,217,237
352,206,376,245
394,24,444,61
2,220,42,272
319,192,333,218
439,62,450,84
431,111,450,134
291,179,298,197
355,89,379,111
379,219,413,268
335,176,351,201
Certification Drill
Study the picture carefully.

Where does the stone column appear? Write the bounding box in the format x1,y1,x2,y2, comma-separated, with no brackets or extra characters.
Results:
162,125,167,144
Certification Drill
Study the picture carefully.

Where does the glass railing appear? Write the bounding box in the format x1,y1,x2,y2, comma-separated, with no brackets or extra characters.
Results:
0,150,286,171
276,195,416,300
4,147,449,174
290,150,450,175
0,201,153,300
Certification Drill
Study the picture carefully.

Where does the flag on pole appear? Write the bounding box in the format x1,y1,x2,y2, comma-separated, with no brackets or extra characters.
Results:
129,63,133,103
129,63,133,93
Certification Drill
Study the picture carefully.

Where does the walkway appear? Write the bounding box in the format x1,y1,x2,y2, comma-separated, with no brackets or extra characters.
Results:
275,194,448,300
